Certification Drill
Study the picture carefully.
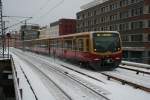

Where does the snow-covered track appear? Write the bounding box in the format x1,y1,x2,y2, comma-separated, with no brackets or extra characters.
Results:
101,72,150,92
121,61,150,69
13,50,110,100
119,65,150,75
60,64,105,83
13,52,72,100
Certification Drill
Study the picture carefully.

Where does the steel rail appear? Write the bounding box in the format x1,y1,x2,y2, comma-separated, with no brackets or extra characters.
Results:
101,72,150,92
119,65,150,75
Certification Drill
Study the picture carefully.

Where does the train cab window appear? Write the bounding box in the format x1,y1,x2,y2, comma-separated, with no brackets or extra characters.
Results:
64,40,72,50
78,39,84,51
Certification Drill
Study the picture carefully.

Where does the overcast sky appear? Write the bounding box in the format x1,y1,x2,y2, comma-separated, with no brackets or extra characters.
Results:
3,0,93,31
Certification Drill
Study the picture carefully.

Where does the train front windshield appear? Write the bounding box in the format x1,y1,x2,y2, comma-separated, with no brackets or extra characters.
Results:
93,33,121,52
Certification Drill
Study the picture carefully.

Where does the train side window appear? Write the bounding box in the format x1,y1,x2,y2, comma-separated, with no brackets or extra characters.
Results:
86,39,89,51
78,39,84,51
64,40,72,50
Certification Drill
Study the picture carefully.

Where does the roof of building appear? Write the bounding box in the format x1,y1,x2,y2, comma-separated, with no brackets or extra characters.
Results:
80,0,108,10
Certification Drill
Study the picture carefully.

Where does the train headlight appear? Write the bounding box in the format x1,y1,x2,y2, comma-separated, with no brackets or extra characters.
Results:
94,58,100,61
94,49,97,51
115,57,120,60
118,48,120,51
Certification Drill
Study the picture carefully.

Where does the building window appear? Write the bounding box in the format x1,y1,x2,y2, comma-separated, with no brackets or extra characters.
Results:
87,12,90,17
148,52,150,57
131,0,135,3
110,24,118,31
122,35,129,41
131,34,143,41
148,34,150,41
77,15,80,19
101,7,105,13
131,21,143,29
101,26,108,31
131,7,143,16
88,20,91,26
120,11,129,19
82,14,85,19
131,0,142,3
119,23,129,31
149,6,150,13
94,19,97,24
101,17,105,23
120,0,128,7
110,4,115,10
105,6,109,12
82,22,85,27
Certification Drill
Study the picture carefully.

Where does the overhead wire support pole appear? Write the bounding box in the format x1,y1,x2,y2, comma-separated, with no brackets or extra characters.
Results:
0,0,5,58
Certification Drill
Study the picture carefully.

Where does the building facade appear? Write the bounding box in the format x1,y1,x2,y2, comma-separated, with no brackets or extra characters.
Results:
49,18,76,37
39,26,51,39
76,0,150,64
20,24,40,40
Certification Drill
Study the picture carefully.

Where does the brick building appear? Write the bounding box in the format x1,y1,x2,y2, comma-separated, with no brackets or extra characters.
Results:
76,0,150,64
49,18,76,37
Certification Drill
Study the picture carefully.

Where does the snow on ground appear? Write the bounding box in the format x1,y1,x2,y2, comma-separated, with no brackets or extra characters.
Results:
122,61,150,69
33,53,150,100
12,49,108,100
11,53,57,100
11,48,150,100
12,54,36,100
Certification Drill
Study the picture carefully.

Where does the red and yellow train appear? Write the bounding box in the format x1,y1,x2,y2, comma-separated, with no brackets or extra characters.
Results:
17,31,122,70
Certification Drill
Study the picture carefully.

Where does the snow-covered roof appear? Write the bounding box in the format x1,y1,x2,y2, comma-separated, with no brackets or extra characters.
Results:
81,0,109,10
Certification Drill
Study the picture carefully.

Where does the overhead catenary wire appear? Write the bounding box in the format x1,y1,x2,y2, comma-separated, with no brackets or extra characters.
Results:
3,0,52,30
31,0,52,17
4,0,64,30
31,0,64,23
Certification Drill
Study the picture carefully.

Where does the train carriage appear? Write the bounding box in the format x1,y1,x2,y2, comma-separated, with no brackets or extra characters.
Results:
21,31,122,70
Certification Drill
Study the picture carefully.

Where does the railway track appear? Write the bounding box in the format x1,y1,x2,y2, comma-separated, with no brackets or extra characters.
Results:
12,48,150,93
101,71,150,92
13,52,72,100
38,55,150,93
119,65,150,75
25,50,150,93
12,50,110,100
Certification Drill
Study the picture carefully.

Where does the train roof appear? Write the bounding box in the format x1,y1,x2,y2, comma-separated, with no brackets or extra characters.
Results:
25,31,119,41
50,31,119,38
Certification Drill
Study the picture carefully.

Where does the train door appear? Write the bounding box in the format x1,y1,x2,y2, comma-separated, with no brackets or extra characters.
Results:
48,39,50,56
77,39,84,51
85,38,90,52
73,38,77,59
